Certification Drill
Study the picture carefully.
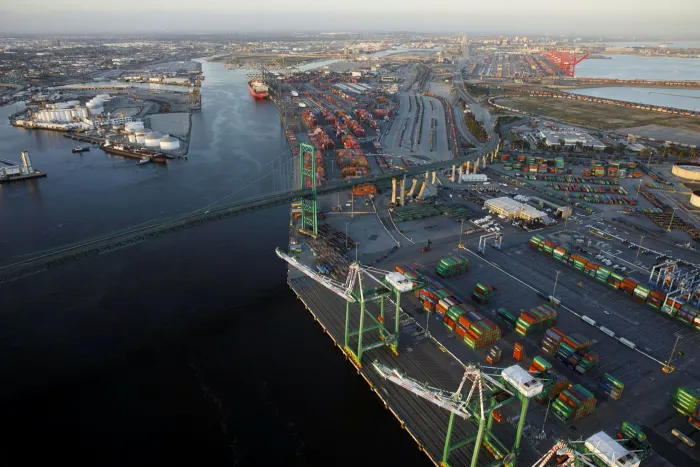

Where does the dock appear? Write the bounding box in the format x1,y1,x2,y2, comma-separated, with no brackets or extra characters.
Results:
0,171,47,184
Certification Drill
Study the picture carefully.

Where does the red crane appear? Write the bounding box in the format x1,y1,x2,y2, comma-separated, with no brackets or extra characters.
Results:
542,51,591,77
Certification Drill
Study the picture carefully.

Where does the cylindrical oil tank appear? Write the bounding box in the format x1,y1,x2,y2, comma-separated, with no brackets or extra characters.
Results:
61,109,72,121
55,102,70,109
145,133,162,147
96,94,111,100
692,191,700,208
128,134,137,143
66,100,80,107
672,163,700,182
89,106,104,116
159,136,180,150
86,99,100,109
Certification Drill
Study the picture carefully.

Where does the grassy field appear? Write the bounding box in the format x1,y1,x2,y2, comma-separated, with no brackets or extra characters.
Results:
498,95,700,133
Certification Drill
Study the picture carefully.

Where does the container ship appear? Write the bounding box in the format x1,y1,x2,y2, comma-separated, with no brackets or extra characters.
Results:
248,80,269,100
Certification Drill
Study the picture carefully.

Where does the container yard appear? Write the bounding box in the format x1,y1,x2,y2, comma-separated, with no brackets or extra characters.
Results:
269,54,700,467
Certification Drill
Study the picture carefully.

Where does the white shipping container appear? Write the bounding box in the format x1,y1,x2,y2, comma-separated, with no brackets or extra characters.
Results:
619,338,636,349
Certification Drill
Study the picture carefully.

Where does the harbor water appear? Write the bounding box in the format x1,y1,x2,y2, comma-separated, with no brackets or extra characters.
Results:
0,59,426,466
575,54,700,81
568,87,700,112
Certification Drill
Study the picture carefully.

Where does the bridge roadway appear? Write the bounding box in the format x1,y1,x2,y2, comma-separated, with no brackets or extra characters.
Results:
0,138,497,285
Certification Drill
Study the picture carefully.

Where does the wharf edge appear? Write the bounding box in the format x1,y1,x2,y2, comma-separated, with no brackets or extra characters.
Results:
279,104,440,467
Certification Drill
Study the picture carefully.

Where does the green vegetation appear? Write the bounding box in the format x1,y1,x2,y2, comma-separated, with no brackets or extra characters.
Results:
494,115,521,135
465,112,489,143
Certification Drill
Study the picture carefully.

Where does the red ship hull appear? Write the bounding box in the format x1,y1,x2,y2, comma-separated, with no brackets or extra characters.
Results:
248,84,269,100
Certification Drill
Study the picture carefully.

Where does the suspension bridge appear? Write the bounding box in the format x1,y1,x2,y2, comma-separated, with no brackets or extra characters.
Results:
0,136,498,285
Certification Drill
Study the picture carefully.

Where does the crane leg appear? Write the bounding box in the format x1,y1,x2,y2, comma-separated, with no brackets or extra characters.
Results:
379,296,386,340
391,291,401,356
513,395,530,452
441,412,457,467
357,299,366,365
344,300,350,349
469,418,486,467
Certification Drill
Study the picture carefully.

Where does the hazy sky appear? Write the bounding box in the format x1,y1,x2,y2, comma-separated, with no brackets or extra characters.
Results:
2,0,699,35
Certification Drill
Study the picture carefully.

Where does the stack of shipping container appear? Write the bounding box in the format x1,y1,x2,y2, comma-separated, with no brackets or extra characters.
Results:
672,387,700,419
531,235,700,331
435,255,469,278
528,356,552,373
617,422,652,460
396,265,501,349
599,373,624,401
486,346,502,365
552,384,597,423
472,283,495,304
336,149,369,179
515,304,558,337
496,307,518,328
540,327,599,375
513,343,525,361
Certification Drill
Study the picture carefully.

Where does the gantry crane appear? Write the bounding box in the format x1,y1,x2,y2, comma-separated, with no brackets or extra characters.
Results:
373,362,542,467
541,51,591,77
532,436,645,467
276,248,420,367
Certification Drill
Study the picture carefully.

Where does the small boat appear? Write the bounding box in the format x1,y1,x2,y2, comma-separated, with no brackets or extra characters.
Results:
137,156,151,165
72,146,90,153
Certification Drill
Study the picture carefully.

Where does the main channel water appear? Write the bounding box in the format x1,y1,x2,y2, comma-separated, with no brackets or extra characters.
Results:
0,59,426,466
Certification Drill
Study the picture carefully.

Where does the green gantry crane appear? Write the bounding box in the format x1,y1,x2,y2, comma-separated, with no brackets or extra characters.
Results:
276,248,422,367
373,362,543,467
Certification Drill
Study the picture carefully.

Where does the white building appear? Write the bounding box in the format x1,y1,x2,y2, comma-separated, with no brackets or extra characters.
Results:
82,116,133,129
538,130,606,149
484,197,546,221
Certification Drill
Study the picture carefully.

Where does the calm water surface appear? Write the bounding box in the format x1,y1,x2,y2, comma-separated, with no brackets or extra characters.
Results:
0,59,426,466
575,55,700,80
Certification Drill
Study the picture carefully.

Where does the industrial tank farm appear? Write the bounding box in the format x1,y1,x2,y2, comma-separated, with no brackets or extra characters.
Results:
691,191,700,208
672,162,700,181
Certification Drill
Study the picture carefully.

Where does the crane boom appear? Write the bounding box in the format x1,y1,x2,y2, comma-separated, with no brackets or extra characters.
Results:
275,248,356,302
372,361,473,420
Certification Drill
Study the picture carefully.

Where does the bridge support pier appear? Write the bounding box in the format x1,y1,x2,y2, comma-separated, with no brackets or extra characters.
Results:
391,178,397,204
482,155,487,167
451,165,456,183
431,171,436,184
465,161,470,175
400,175,406,206
458,166,463,183
425,170,429,180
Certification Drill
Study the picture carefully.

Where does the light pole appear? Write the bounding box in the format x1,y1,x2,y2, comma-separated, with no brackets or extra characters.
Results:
541,397,552,436
552,271,561,297
345,222,349,251
635,235,645,263
664,334,682,374
425,309,432,338
667,208,677,232
458,219,465,248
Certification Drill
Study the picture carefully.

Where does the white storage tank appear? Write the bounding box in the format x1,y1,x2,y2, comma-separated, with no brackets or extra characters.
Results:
56,102,70,109
159,136,180,151
66,100,80,107
145,132,162,147
89,107,104,116
125,121,145,132
61,109,72,121
128,134,137,143
135,130,147,144
96,94,111,100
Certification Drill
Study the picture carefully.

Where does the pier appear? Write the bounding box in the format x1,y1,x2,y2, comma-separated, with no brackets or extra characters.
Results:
0,155,47,184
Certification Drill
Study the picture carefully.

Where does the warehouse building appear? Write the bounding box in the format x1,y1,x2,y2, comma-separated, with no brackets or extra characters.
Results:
538,130,606,150
484,197,546,221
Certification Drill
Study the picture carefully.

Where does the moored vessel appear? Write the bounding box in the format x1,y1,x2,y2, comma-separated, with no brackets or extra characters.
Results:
72,146,90,153
248,80,269,99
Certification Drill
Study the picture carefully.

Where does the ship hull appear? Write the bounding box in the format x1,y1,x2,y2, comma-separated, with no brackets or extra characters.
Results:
248,82,269,100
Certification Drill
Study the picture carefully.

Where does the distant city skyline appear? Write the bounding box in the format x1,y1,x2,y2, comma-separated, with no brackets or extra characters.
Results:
1,0,699,36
